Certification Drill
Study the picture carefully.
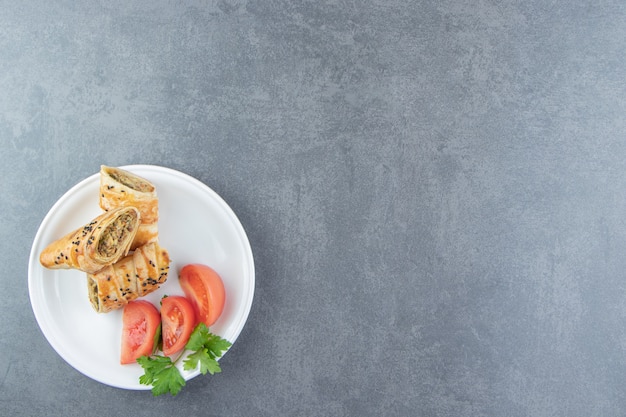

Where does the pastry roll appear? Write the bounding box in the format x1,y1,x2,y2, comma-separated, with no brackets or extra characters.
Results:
39,206,141,274
99,165,159,250
86,242,171,313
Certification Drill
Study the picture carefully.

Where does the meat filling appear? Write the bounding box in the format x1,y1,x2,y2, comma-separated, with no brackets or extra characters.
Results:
97,213,137,257
87,276,100,311
108,170,154,193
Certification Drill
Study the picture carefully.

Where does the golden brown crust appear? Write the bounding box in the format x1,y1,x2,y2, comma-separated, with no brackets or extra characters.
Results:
39,206,140,274
86,242,170,313
131,223,159,253
99,165,159,250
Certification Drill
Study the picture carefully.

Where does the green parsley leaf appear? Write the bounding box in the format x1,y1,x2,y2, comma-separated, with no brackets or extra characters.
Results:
137,355,185,396
205,333,232,358
183,348,222,375
137,355,172,386
185,323,232,355
185,323,211,351
151,365,186,396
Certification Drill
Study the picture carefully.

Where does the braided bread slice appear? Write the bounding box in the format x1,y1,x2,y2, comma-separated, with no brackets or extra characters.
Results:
39,206,140,274
86,242,170,313
99,165,159,250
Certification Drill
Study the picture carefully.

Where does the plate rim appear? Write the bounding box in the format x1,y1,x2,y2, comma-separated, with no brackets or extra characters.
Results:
27,164,255,390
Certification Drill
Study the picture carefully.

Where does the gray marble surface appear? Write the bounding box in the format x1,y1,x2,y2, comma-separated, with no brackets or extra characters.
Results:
2,1,626,416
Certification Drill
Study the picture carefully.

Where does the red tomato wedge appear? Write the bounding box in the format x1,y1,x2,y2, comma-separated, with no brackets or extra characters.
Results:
121,300,160,365
179,264,226,327
161,295,196,356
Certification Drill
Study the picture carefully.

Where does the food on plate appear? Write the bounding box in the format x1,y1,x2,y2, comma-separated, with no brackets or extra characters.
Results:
39,206,141,274
161,296,196,356
99,165,159,250
121,300,161,365
179,264,226,327
86,242,171,313
39,164,239,395
126,263,231,396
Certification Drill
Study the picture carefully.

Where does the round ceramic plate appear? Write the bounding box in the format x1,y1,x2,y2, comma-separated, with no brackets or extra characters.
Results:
28,165,255,390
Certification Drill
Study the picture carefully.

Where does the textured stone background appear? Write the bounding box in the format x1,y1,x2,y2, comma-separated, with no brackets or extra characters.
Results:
2,1,626,416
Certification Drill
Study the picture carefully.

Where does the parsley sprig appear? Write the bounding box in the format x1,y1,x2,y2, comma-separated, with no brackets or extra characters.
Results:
137,323,232,396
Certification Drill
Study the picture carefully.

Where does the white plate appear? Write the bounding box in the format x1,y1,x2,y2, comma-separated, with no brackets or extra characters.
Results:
28,165,255,390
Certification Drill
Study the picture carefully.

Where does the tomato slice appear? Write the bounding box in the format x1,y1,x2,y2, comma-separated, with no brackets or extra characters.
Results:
179,264,225,327
120,300,160,365
161,295,196,356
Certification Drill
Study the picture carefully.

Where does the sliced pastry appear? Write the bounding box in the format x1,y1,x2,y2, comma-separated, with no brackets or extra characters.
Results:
39,206,140,274
99,165,159,250
86,242,171,313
